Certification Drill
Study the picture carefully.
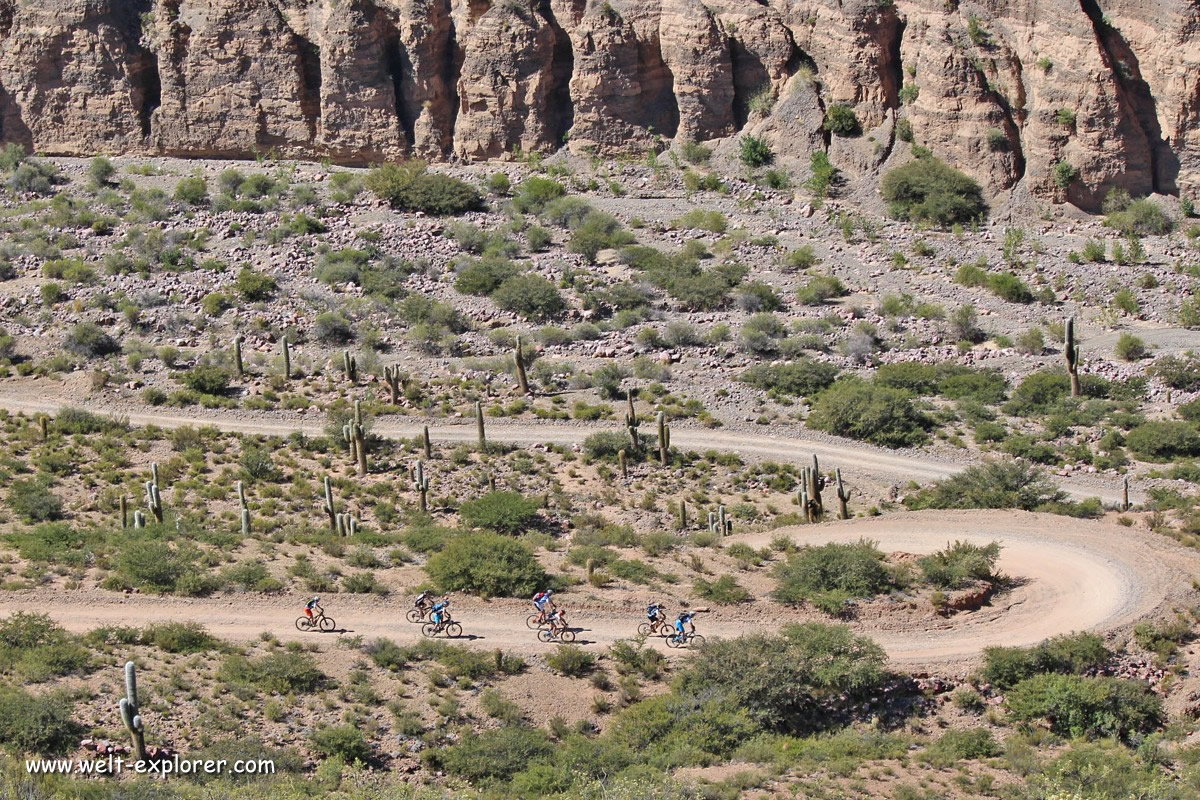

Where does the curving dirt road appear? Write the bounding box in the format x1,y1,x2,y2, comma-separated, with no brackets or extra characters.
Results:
0,389,1141,505
3,511,1195,668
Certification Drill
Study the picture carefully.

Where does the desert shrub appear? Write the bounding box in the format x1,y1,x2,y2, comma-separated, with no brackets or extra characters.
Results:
365,161,482,215
114,539,205,594
459,491,541,535
64,322,119,358
8,477,63,522
823,104,860,136
218,651,325,694
1124,421,1200,461
738,360,840,398
568,211,636,263
7,158,58,195
807,378,930,448
1054,161,1077,189
511,177,566,214
772,540,894,613
180,364,232,395
313,311,354,344
739,135,773,167
437,724,552,783
1133,615,1194,661
174,175,209,205
982,632,1112,689
546,644,596,677
1115,332,1147,361
988,272,1033,303
0,613,91,682
796,275,848,306
582,431,632,462
1006,674,1162,741
1147,352,1200,391
674,623,888,733
693,575,752,604
805,151,839,198
492,274,566,321
426,532,549,598
882,156,986,227
1004,369,1071,415
922,729,1000,767
235,267,277,301
918,540,1000,589
140,622,222,654
905,461,1064,511
1105,197,1172,236
0,688,78,754
783,244,820,270
454,256,520,295
310,724,370,763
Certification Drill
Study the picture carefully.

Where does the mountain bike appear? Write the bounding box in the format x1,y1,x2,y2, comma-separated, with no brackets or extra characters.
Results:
295,604,336,633
537,623,576,643
637,618,671,637
526,611,553,629
665,629,704,649
422,616,462,639
407,604,432,624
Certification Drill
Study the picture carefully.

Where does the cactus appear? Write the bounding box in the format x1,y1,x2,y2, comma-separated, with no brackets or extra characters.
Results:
476,401,487,453
618,448,628,479
414,461,431,513
800,484,812,523
336,513,358,537
487,472,496,492
835,468,852,520
422,425,432,459
322,475,337,532
719,504,729,535
145,463,163,524
707,511,717,533
119,495,128,529
678,500,687,531
1065,316,1080,397
809,455,824,518
233,335,244,379
133,510,146,529
384,366,404,405
119,661,147,764
342,350,357,383
514,335,529,395
657,412,669,466
38,415,47,441
1122,475,1130,512
625,390,641,454
282,338,292,380
237,481,251,535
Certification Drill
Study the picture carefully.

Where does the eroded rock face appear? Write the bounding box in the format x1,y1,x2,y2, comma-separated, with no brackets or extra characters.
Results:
0,0,1195,208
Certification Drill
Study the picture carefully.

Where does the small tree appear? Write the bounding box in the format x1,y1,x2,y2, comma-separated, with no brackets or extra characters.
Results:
459,491,541,535
426,532,549,597
739,135,773,168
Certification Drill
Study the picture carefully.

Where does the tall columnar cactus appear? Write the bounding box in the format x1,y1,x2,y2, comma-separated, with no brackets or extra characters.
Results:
809,455,824,518
625,390,640,454
422,425,432,459
336,513,358,536
678,500,687,531
342,350,357,383
514,336,530,395
800,484,812,523
835,468,852,520
384,366,403,405
618,448,628,479
707,511,717,533
233,335,244,379
1122,475,1130,512
120,495,128,529
282,339,292,380
476,401,487,453
1065,316,1080,397
38,415,48,441
657,412,669,466
119,661,147,763
323,475,337,532
414,461,430,513
237,480,251,535
145,463,163,524
718,504,729,535
133,510,146,529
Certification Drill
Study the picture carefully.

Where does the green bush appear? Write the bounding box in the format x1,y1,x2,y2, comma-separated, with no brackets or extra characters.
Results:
310,724,370,763
922,729,1000,767
568,211,636,263
823,104,860,136
63,322,119,358
511,177,566,214
738,360,840,398
114,540,203,594
235,268,277,301
674,623,888,733
1006,674,1162,740
1147,352,1200,391
454,256,520,295
545,644,596,677
1115,332,1147,361
491,274,566,321
918,540,1000,589
8,477,63,522
807,378,930,448
882,156,986,227
693,575,752,604
140,622,222,654
905,461,1064,511
437,724,552,783
180,364,232,395
426,531,549,598
218,651,326,694
1124,421,1200,461
0,688,79,754
982,632,1111,689
0,612,91,682
987,271,1033,303
313,311,354,344
739,135,773,167
1004,369,1071,415
582,431,633,461
174,175,209,205
459,491,541,535
365,161,482,215
772,540,895,613
796,275,848,306
1105,197,1173,236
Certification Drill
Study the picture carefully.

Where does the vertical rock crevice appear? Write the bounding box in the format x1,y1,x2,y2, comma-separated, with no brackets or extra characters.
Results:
536,0,575,147
295,36,322,141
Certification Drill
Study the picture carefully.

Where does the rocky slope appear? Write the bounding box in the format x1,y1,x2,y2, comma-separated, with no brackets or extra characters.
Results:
0,0,1195,209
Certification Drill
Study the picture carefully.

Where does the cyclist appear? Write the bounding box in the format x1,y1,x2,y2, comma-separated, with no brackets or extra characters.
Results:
430,597,451,631
303,596,320,622
545,607,569,637
413,590,432,614
672,610,697,644
646,601,666,632
532,589,555,624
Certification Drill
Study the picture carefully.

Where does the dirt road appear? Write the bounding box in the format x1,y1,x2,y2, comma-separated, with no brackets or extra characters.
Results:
3,511,1194,668
0,389,1140,505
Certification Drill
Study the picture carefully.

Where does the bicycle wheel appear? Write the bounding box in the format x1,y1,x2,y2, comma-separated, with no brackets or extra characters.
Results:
558,628,576,643
295,616,313,632
445,622,462,639
636,622,653,636
422,623,438,638
687,634,705,648
406,608,425,624
319,616,336,632
665,634,681,649
537,628,553,643
526,613,543,630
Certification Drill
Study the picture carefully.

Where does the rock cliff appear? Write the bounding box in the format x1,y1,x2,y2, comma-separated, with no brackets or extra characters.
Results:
0,0,1195,210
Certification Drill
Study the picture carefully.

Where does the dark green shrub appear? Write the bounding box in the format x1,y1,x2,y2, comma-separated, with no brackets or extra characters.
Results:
141,622,222,654
823,104,860,136
180,364,232,395
454,256,520,295
310,724,370,763
693,575,752,604
313,311,354,344
1105,197,1173,236
459,491,541,535
511,177,566,214
1125,421,1200,461
905,461,1064,511
1004,369,1071,415
772,540,894,613
426,531,549,597
1006,674,1162,741
545,644,596,677
0,688,79,754
922,729,1000,767
491,274,566,321
882,156,986,226
63,322,119,358
114,540,200,594
365,161,482,215
8,478,63,522
568,211,636,263
807,378,930,448
918,540,1000,589
738,360,840,398
796,275,848,306
739,135,773,167
235,268,277,301
437,724,551,783
218,651,325,694
582,431,632,461
0,613,90,682
982,632,1112,689
1147,352,1200,391
988,272,1033,303
174,175,209,205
